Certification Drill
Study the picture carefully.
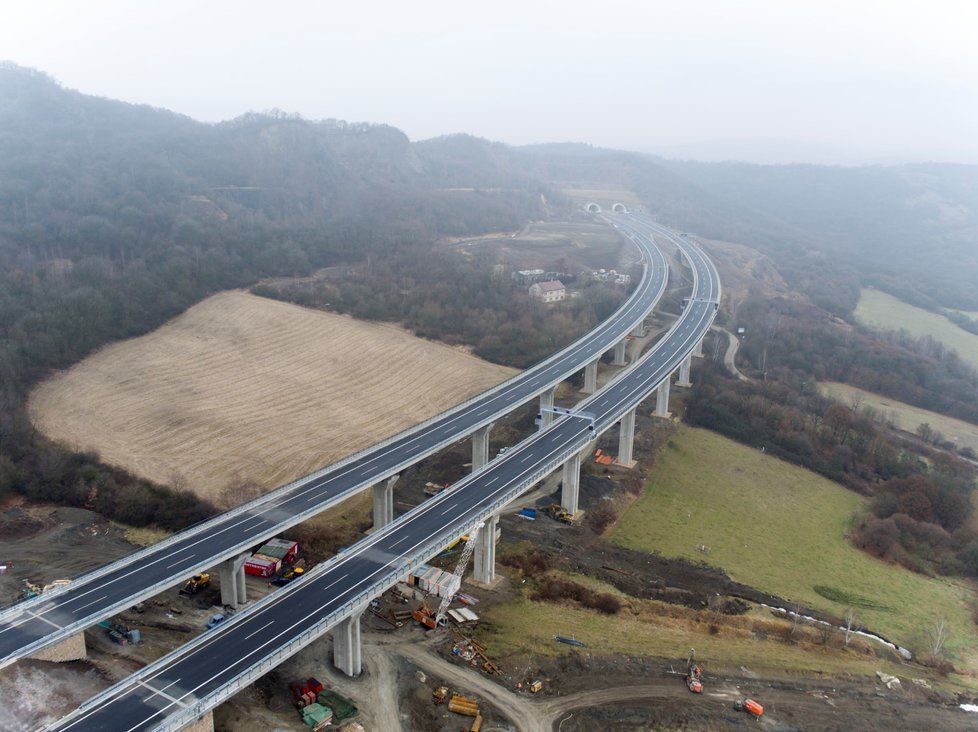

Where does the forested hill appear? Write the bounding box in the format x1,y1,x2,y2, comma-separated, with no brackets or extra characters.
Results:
0,64,559,528
0,64,554,398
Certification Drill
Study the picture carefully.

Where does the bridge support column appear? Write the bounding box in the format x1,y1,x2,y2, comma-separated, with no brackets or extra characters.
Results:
612,339,627,366
219,553,248,609
29,632,87,663
631,319,645,338
692,337,704,358
473,514,499,584
472,423,493,471
655,378,671,418
582,358,599,394
676,353,692,387
538,386,556,430
617,407,637,467
333,613,362,677
372,474,399,530
180,711,214,732
561,451,582,515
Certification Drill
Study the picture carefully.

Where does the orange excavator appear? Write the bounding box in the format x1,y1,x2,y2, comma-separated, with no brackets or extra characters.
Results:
685,649,703,693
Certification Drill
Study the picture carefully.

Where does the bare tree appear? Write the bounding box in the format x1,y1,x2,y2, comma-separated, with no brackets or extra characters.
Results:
927,617,949,656
220,474,264,510
844,608,857,647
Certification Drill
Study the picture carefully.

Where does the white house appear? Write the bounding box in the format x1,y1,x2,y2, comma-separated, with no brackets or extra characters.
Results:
529,280,566,303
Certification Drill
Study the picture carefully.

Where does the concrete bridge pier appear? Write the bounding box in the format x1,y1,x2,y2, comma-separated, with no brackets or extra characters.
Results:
612,339,627,366
219,553,249,608
472,423,493,471
676,353,692,387
692,337,704,358
655,377,671,418
617,407,637,467
333,613,362,677
631,319,645,338
561,451,582,514
538,386,556,430
582,358,599,394
372,474,399,530
473,514,500,584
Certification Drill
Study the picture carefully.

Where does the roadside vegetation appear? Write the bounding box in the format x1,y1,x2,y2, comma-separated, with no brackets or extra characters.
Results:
608,426,978,668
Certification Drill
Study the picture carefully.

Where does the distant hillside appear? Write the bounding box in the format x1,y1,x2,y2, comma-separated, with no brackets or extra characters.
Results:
664,159,978,310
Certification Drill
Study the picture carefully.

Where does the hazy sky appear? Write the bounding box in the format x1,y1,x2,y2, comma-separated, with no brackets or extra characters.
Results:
4,0,978,164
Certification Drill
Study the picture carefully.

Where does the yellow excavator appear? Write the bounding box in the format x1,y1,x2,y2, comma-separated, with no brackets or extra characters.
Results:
179,573,211,595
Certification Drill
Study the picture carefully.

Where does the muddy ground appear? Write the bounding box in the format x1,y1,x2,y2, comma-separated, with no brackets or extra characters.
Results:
0,501,138,607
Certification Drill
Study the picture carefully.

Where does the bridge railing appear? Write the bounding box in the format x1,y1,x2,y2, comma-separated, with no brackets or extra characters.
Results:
1,220,662,627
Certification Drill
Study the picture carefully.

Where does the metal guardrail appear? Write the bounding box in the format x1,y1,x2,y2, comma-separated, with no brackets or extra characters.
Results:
153,423,595,732
147,229,719,732
1,219,663,628
46,417,593,732
45,217,719,732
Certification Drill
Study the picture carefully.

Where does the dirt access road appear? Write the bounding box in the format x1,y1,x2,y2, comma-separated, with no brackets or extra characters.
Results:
369,636,978,732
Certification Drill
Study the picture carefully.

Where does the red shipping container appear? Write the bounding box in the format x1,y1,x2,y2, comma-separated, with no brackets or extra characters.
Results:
244,555,278,577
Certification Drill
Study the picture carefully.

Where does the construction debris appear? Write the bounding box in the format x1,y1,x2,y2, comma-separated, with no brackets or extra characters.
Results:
876,671,902,691
448,694,479,717
451,634,501,675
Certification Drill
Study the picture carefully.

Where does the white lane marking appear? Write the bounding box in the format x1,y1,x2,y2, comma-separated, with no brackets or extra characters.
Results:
243,620,276,641
47,226,675,726
26,610,63,630
71,595,109,613
439,502,459,516
5,232,665,637
138,678,185,707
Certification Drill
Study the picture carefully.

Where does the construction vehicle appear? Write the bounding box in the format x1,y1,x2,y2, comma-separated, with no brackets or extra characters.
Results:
528,680,543,693
734,699,764,718
547,503,574,524
685,649,703,693
179,573,211,595
432,686,449,704
414,522,482,629
98,620,140,646
272,564,306,587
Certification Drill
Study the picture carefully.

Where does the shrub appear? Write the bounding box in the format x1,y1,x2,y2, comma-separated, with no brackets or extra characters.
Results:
531,577,622,615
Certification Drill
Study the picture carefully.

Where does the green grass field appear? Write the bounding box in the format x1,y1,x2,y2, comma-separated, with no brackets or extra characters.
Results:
819,381,978,454
854,288,978,370
476,591,923,680
608,427,978,668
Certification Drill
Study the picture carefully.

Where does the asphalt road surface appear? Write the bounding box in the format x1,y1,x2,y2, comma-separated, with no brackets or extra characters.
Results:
50,217,718,732
0,219,667,670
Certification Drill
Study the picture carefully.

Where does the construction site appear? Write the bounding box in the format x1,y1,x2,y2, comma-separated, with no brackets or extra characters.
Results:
4,371,978,731
3,221,978,731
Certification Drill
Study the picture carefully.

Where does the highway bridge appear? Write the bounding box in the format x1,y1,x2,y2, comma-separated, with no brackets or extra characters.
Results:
45,215,719,731
0,215,667,671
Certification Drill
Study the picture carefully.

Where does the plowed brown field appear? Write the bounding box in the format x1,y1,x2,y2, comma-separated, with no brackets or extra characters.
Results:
28,291,515,502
